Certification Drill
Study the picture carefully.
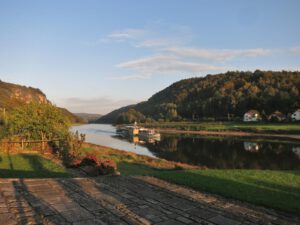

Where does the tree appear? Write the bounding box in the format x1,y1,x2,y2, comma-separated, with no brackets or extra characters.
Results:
116,108,145,124
100,70,300,122
6,103,70,140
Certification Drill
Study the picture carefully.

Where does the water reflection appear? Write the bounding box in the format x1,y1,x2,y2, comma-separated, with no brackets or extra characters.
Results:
71,124,156,157
72,124,300,170
244,142,260,152
144,135,300,169
293,147,300,158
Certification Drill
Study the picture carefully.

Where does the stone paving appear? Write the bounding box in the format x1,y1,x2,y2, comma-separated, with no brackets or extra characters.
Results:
0,176,299,225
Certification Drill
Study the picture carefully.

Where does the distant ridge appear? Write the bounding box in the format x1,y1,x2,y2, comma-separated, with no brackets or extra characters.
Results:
96,105,135,124
74,113,102,123
96,70,300,123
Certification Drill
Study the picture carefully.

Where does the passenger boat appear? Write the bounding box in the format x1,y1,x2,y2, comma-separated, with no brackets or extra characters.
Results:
116,123,160,142
116,123,139,137
138,128,160,140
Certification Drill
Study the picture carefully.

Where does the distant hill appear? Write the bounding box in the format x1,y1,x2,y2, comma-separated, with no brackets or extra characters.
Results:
0,80,85,124
96,105,135,124
96,70,300,123
74,113,102,123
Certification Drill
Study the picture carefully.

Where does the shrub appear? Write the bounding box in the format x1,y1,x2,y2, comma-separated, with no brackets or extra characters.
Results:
97,159,117,175
78,153,118,176
80,153,98,167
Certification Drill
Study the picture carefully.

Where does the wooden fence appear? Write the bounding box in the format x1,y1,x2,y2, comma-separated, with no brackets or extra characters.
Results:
0,139,65,153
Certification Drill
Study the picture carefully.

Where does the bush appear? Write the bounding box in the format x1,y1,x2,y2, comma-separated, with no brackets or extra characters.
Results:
78,153,118,176
97,159,117,175
80,155,98,167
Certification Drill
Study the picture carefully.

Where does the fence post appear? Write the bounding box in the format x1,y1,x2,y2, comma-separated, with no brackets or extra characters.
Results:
21,139,24,151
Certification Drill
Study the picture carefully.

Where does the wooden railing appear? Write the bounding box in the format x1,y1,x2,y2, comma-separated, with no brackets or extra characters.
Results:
0,139,64,153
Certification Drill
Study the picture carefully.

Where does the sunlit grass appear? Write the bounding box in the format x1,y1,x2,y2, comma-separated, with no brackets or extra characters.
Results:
0,153,71,178
118,162,300,214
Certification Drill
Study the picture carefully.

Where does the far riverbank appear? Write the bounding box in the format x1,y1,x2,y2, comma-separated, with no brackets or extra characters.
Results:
154,128,300,141
140,121,300,140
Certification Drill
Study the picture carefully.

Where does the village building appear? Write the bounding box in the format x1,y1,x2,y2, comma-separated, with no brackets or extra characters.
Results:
291,109,300,121
268,111,286,122
243,110,261,122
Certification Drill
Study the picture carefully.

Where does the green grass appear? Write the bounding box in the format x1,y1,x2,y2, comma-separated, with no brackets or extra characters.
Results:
143,121,300,134
118,162,300,214
0,153,71,178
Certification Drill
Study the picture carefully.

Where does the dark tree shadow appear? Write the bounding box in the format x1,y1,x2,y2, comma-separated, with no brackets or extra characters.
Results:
7,151,14,170
11,178,69,225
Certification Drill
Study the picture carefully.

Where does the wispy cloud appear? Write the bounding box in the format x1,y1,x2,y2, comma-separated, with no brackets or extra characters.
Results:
135,38,180,48
61,97,139,114
164,47,271,61
116,55,227,75
88,22,288,80
289,46,300,54
102,22,191,48
107,28,145,41
110,74,150,80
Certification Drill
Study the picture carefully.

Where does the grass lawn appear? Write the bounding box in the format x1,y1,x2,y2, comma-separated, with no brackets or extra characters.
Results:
143,121,300,134
79,143,300,214
118,162,300,214
0,153,71,178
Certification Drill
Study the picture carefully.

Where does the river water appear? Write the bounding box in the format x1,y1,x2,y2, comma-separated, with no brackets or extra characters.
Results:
71,124,300,170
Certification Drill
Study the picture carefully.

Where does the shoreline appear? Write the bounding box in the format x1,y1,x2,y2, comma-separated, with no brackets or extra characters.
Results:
154,128,300,141
82,142,202,170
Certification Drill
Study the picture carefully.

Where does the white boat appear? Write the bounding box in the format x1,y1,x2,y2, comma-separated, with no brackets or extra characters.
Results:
138,128,160,140
116,124,139,137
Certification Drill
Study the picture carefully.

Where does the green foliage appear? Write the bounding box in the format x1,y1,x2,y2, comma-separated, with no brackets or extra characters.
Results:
57,107,86,124
6,103,71,140
61,131,86,165
116,108,146,124
98,70,300,123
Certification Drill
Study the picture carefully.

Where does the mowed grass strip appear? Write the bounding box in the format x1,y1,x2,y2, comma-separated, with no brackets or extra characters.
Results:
0,153,71,178
118,162,300,214
143,121,300,133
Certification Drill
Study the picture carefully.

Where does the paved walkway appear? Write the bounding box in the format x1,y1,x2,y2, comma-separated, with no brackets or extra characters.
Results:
0,176,299,225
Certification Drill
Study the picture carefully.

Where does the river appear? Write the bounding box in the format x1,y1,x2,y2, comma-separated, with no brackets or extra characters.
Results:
71,124,300,170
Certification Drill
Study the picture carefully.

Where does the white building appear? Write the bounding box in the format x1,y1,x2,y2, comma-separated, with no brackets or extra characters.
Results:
243,110,261,122
291,109,300,121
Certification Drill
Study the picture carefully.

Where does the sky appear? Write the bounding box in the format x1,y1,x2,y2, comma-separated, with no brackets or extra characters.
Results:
0,0,300,114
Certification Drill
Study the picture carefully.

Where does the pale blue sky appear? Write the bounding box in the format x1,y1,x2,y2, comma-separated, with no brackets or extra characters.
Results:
0,0,299,113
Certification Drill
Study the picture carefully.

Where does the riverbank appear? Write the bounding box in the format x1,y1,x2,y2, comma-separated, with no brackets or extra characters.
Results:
155,128,300,141
79,142,300,214
142,121,300,134
139,121,300,141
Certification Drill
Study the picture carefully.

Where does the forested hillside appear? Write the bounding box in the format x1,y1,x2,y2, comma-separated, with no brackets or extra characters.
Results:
97,70,300,123
0,80,84,123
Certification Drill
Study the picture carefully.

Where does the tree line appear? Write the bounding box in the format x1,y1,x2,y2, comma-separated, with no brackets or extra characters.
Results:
97,70,300,124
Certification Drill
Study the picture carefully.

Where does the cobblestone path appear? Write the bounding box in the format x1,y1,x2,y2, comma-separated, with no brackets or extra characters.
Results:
0,176,299,225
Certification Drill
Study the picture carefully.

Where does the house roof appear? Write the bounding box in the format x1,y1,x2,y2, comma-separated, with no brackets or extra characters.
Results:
271,111,285,116
244,110,259,116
